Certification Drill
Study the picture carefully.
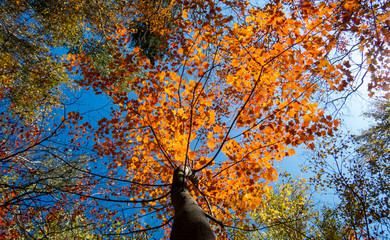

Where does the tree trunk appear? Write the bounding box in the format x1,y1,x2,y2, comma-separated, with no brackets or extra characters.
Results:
170,165,215,240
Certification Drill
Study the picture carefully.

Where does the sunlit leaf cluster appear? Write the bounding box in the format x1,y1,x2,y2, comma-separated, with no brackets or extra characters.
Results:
1,0,389,238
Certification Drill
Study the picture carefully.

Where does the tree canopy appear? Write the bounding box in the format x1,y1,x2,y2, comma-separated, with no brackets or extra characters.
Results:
1,0,389,239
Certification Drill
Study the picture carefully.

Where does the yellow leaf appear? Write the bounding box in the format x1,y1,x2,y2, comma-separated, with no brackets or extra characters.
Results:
303,114,311,123
226,75,235,84
208,140,216,149
209,110,216,125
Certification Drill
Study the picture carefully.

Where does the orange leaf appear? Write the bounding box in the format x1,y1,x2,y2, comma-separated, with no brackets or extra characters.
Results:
287,148,295,156
231,59,239,67
213,125,222,133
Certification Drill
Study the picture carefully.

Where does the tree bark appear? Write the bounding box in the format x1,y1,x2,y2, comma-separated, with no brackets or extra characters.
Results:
170,165,215,240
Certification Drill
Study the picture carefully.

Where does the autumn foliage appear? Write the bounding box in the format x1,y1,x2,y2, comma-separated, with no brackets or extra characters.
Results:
70,0,347,235
1,0,389,238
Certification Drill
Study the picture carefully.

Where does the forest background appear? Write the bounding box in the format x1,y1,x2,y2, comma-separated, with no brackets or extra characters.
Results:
0,0,389,239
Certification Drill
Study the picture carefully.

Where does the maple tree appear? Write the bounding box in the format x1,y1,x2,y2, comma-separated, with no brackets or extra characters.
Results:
1,0,389,238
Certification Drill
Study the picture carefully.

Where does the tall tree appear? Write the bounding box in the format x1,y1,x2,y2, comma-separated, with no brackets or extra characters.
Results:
1,0,389,238
68,0,389,238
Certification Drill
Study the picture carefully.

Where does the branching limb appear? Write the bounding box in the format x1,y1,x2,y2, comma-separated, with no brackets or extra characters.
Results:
205,212,224,228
